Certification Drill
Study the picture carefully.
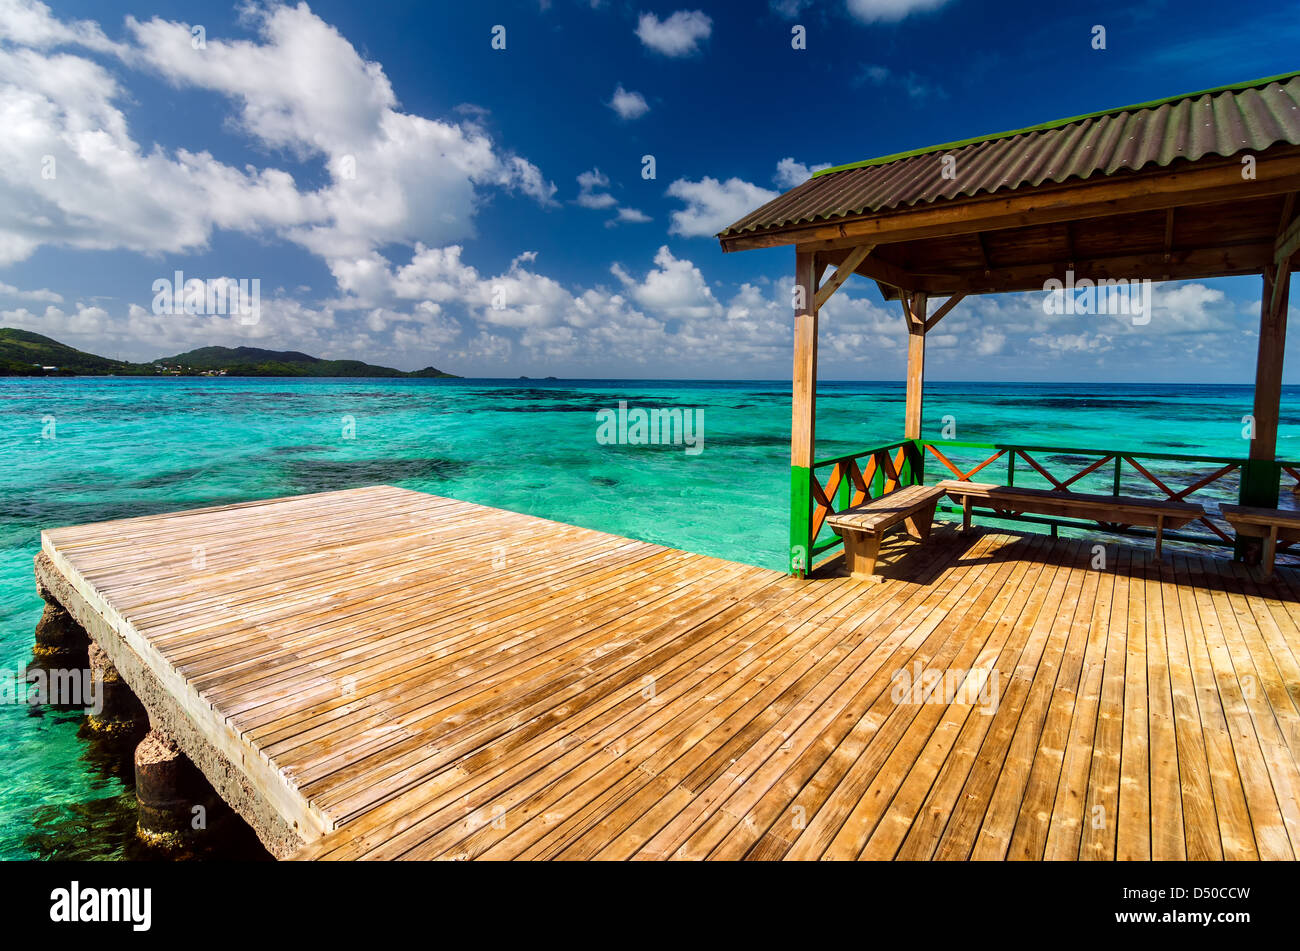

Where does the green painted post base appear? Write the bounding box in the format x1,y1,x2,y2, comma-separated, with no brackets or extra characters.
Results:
1236,458,1282,560
906,439,925,487
790,465,812,577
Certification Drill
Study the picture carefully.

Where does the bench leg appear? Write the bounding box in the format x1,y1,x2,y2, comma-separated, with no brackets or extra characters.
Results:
961,496,972,533
1153,515,1164,564
1264,525,1278,581
843,531,883,581
904,501,938,542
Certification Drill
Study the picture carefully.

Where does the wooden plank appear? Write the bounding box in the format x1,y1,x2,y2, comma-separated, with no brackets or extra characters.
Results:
1194,556,1295,858
1006,544,1100,859
1041,541,1116,858
967,540,1086,859
1145,550,1186,860
39,483,1300,862
1173,556,1256,859
926,539,1077,859
1079,547,1131,859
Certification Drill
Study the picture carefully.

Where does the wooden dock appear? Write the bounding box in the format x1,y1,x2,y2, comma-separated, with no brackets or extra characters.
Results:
37,485,1300,860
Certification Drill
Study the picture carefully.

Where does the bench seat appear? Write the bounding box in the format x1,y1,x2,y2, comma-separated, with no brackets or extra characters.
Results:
826,484,944,580
1219,504,1300,578
936,480,1204,561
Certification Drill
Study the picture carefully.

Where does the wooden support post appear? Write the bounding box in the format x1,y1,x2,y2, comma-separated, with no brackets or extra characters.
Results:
842,531,883,582
1263,524,1279,579
903,292,927,441
790,250,819,577
1242,263,1291,512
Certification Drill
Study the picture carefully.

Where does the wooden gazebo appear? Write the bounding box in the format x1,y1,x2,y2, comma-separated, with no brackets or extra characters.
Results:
718,71,1300,576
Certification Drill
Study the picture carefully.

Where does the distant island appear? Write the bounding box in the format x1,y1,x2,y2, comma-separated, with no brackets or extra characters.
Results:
0,329,456,378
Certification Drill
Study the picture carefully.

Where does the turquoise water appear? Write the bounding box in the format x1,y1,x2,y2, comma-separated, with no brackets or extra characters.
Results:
1,376,1296,859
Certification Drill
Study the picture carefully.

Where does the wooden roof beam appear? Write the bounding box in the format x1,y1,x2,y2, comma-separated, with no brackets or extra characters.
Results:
924,294,966,332
814,244,873,309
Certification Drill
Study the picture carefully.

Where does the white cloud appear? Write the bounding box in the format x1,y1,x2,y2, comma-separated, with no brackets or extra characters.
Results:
617,246,721,320
0,280,62,303
0,2,556,276
635,10,712,57
855,63,945,100
0,43,320,266
576,168,617,208
575,167,650,226
0,293,342,363
774,157,830,189
0,0,123,54
845,0,953,23
666,176,778,237
128,5,556,261
608,84,650,120
770,0,814,16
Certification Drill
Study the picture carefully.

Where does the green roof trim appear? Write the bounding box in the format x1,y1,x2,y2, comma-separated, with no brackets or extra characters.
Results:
811,69,1300,178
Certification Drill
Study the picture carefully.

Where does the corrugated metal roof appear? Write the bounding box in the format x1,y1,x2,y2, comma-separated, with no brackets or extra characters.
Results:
719,71,1300,240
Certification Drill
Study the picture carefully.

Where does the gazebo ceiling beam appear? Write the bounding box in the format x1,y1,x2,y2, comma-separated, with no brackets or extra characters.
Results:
1276,206,1300,268
843,252,923,293
975,231,993,277
1161,209,1176,280
721,151,1300,254
1270,194,1299,317
873,242,1279,299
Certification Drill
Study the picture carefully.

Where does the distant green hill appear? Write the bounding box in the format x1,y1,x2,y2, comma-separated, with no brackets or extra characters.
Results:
0,329,149,376
157,345,454,378
0,329,456,378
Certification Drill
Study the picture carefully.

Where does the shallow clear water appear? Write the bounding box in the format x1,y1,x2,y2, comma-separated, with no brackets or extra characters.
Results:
0,376,1294,859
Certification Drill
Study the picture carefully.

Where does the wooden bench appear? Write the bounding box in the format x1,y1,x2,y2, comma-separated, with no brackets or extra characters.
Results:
936,480,1204,562
1219,504,1300,578
825,484,944,580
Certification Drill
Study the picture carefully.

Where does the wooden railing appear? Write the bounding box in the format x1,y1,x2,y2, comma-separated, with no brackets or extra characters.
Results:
792,437,1299,574
800,440,923,569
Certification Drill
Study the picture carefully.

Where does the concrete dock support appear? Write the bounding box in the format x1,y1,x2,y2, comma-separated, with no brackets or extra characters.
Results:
31,588,89,668
134,729,220,849
86,641,146,734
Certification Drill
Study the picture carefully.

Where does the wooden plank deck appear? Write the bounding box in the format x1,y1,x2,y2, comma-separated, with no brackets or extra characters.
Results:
38,485,1300,860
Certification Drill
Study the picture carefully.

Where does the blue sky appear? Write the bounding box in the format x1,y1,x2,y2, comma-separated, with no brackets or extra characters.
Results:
0,0,1297,380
